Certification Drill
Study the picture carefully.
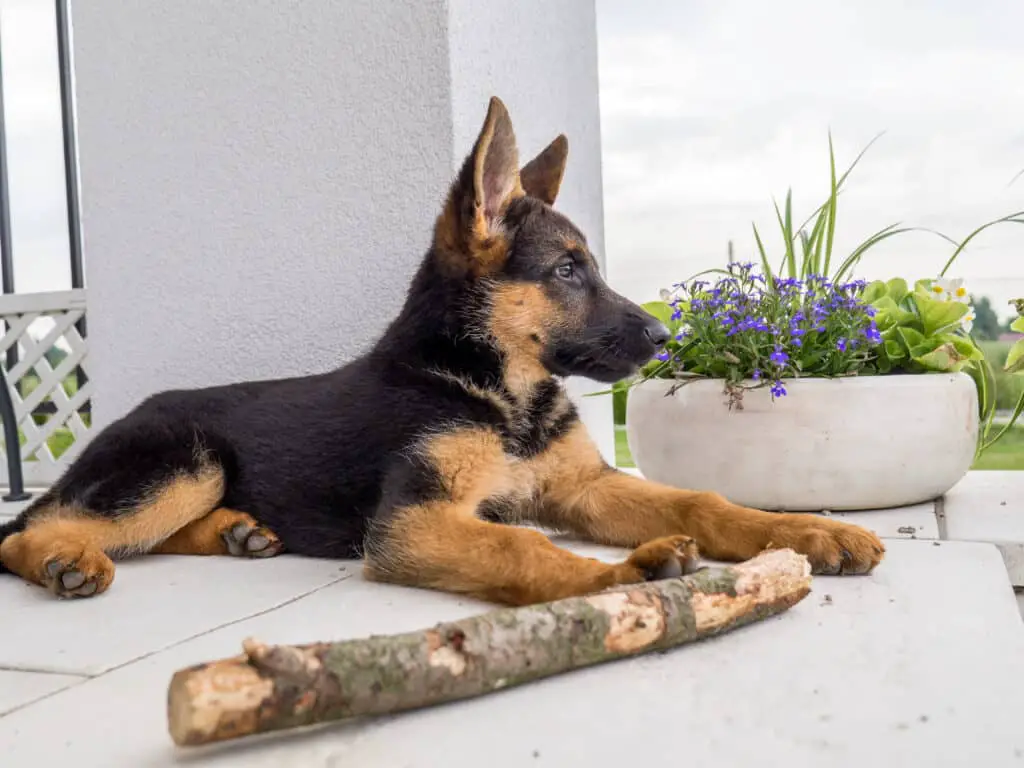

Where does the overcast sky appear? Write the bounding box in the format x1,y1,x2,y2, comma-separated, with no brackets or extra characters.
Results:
597,0,1024,320
6,0,1024,320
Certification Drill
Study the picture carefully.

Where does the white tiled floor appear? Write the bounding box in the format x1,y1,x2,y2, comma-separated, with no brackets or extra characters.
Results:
1,555,348,675
2,476,1023,766
0,669,84,717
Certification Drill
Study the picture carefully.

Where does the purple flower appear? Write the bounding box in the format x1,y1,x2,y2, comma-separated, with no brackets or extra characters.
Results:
671,308,683,321
770,380,787,398
655,350,670,362
864,323,882,344
752,369,762,380
769,347,789,366
836,337,848,352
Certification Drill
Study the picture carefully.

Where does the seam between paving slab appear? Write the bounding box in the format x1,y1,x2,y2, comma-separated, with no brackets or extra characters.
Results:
934,496,948,540
0,573,353,718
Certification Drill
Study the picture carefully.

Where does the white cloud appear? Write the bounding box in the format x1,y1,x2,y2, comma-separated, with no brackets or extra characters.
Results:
596,0,1024,319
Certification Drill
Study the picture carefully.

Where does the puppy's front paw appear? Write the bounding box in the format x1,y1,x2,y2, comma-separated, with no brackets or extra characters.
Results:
625,535,702,581
768,517,884,575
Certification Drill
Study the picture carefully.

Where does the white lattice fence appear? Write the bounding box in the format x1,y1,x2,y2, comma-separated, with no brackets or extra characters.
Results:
0,289,92,486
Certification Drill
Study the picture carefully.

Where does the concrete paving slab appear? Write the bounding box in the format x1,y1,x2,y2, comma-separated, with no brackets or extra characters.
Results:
0,554,348,676
1,539,1021,767
944,471,1024,585
0,669,84,717
829,503,939,540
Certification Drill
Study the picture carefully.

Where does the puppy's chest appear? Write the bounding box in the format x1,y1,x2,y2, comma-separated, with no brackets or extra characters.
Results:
495,380,578,461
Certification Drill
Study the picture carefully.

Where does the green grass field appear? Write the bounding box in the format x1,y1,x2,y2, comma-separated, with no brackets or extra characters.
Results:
614,424,1024,471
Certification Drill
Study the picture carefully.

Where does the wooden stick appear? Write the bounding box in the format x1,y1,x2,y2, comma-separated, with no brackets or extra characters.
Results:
167,548,811,747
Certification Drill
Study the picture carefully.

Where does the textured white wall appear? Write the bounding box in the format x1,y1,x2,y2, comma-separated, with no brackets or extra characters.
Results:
73,0,452,424
72,0,613,461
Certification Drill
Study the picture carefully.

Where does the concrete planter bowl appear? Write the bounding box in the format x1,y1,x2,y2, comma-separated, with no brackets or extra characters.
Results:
625,372,979,511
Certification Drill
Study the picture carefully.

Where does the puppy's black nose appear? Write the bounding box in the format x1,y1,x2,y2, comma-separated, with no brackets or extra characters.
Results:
643,320,671,347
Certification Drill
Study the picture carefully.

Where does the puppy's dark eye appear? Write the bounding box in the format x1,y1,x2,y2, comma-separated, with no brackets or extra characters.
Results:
555,263,575,281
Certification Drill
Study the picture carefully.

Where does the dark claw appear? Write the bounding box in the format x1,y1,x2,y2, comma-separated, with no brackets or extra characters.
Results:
646,558,683,581
681,557,703,575
61,570,85,590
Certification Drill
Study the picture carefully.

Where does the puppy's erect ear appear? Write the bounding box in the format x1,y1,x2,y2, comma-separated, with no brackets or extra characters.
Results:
435,97,524,275
472,97,522,223
520,135,568,206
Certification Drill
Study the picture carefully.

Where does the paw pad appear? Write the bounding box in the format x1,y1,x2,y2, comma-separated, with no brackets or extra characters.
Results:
221,521,282,558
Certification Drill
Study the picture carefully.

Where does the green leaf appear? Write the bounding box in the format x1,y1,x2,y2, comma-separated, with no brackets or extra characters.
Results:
897,326,927,351
938,211,1024,277
773,191,796,279
641,301,673,326
752,224,774,286
1006,339,1024,374
832,223,912,283
885,278,909,302
1010,316,1024,334
884,339,906,361
914,278,935,296
823,131,839,276
913,292,968,336
872,296,917,328
862,280,888,304
912,342,969,372
936,333,984,362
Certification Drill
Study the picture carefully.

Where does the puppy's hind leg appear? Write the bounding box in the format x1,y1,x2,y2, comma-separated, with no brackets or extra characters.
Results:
0,429,227,598
153,507,283,559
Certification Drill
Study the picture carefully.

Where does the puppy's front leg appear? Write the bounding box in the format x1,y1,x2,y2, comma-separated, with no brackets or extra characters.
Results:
361,427,698,606
532,425,884,575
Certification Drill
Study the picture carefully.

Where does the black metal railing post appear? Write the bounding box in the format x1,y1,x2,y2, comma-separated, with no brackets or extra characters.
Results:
0,361,29,502
0,10,16,376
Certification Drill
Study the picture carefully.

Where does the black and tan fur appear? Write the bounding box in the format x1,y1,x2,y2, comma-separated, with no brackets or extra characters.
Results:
0,97,884,603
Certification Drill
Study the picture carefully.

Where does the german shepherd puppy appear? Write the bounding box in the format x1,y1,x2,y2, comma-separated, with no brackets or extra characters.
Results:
0,97,883,603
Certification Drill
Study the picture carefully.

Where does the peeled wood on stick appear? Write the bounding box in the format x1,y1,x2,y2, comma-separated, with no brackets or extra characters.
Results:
167,548,812,747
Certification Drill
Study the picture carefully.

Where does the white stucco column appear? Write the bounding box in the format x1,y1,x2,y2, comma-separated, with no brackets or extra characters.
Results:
71,0,613,463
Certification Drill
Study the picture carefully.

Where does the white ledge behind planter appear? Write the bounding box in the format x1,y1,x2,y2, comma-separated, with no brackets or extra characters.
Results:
625,373,978,511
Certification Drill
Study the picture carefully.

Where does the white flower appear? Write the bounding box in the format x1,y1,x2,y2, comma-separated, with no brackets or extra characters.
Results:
931,277,970,303
961,309,976,334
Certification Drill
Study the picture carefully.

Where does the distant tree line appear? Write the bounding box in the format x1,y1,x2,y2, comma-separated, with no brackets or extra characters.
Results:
970,295,1019,341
